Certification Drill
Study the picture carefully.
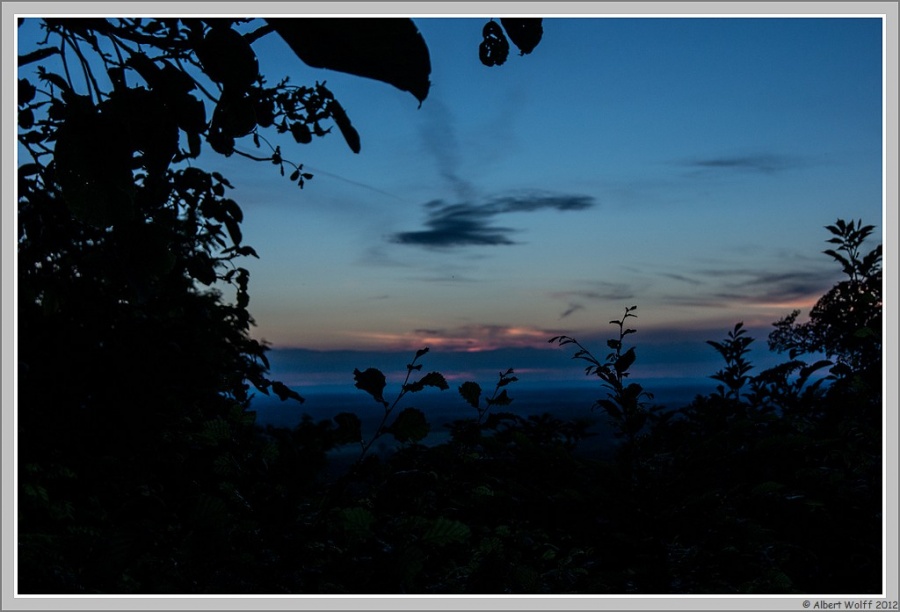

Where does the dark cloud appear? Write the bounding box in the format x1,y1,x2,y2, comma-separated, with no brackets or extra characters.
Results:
551,283,636,304
660,267,840,306
391,192,595,248
704,268,839,300
559,303,584,319
659,272,703,286
551,283,636,320
409,273,479,283
682,154,799,174
414,328,441,336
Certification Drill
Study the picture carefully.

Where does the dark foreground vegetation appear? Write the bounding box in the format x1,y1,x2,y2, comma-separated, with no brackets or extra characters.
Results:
17,18,882,594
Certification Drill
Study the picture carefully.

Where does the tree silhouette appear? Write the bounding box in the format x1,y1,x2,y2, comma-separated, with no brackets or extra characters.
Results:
16,16,543,593
768,219,882,383
16,17,428,593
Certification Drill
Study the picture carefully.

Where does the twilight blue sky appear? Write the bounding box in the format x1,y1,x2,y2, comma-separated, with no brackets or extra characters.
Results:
17,15,885,387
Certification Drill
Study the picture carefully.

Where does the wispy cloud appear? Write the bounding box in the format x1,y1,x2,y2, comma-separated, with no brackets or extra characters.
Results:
680,153,800,175
551,282,636,304
703,268,838,301
551,282,637,319
559,303,585,319
391,191,595,248
656,267,839,310
659,272,703,286
419,98,478,202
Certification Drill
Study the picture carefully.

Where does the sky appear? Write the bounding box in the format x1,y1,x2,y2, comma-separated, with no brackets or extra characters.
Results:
16,15,886,391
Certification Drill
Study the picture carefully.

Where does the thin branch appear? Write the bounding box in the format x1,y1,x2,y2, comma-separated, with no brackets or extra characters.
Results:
69,37,104,102
173,55,220,103
231,148,275,163
18,46,61,67
245,22,275,44
58,37,76,93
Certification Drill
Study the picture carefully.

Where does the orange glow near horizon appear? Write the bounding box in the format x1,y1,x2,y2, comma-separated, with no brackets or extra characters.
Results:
258,293,829,353
329,324,559,353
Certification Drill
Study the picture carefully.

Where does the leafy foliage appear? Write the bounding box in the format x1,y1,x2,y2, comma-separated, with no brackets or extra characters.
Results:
551,306,654,447
16,16,432,594
769,219,882,381
266,18,432,104
479,18,544,67
707,322,754,400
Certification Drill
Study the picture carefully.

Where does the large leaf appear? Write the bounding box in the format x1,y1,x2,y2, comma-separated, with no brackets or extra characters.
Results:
500,18,543,55
423,517,470,546
354,367,387,404
614,347,636,374
404,371,449,393
479,20,509,67
338,506,375,540
388,407,429,443
266,18,431,103
485,389,513,407
458,381,481,409
328,98,361,154
271,381,304,403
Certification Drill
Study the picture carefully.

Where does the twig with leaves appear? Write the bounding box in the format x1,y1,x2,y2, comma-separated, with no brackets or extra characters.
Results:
350,347,449,465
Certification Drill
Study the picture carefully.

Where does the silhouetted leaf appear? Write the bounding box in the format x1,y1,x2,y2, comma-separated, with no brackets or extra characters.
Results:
271,381,304,403
799,359,832,379
421,371,448,390
423,517,470,546
486,389,512,407
595,399,622,419
497,374,518,387
196,25,259,90
18,78,36,105
338,506,374,540
199,419,231,445
290,121,312,144
500,18,543,55
458,381,481,408
19,163,41,177
479,20,509,67
191,494,228,527
212,92,258,139
483,411,520,429
388,407,429,443
622,383,647,402
405,371,449,393
329,99,360,154
354,367,387,404
234,246,259,258
267,18,431,103
224,217,242,246
614,347,636,374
